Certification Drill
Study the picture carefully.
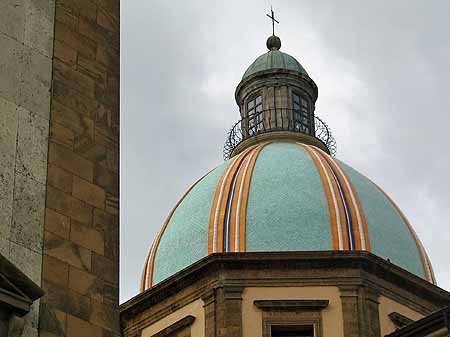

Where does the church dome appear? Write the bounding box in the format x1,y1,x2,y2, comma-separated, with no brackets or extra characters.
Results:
141,142,435,290
242,36,309,80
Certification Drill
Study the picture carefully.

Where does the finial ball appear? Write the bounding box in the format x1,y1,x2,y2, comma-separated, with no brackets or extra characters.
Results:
266,35,281,50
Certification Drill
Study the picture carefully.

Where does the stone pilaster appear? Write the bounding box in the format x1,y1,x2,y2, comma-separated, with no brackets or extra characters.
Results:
215,286,243,337
39,0,120,335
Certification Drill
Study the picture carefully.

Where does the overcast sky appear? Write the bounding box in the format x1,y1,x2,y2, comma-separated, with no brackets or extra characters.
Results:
120,0,450,303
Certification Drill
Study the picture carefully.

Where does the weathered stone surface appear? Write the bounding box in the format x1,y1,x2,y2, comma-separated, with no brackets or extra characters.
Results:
47,185,93,224
44,231,92,271
18,45,52,119
54,21,97,59
72,176,105,209
11,173,46,252
52,80,99,117
53,39,77,67
23,0,56,56
42,254,69,286
0,97,19,245
42,280,92,321
92,253,117,285
9,242,42,284
45,208,71,239
69,266,103,301
90,299,120,332
94,164,118,197
50,121,75,148
16,108,50,184
48,142,94,182
0,0,25,42
0,34,22,103
47,164,73,194
67,314,103,337
39,302,67,337
70,219,104,255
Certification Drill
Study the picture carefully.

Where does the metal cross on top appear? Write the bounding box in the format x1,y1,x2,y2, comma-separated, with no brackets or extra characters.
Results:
266,6,279,36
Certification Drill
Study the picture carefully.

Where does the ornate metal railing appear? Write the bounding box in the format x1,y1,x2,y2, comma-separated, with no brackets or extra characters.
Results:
223,108,337,160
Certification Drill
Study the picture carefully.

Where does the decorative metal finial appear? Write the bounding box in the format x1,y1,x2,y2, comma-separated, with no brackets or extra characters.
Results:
266,6,279,36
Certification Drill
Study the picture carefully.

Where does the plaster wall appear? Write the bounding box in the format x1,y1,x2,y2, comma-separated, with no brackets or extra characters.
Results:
241,286,344,337
378,295,424,336
0,0,55,336
140,299,205,337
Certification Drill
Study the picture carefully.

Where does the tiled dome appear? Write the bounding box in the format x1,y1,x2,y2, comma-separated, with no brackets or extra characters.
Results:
141,142,435,290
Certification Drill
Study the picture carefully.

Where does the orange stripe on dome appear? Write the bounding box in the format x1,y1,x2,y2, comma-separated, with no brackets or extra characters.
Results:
238,144,268,252
229,152,252,252
313,147,365,251
216,148,253,253
139,244,152,292
309,146,349,250
145,171,211,289
368,180,434,283
298,144,340,250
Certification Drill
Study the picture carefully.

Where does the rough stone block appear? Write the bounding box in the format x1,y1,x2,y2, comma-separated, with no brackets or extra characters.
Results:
52,80,99,118
53,40,77,67
39,302,67,337
11,173,46,252
47,164,73,194
69,266,103,301
16,108,50,184
91,253,117,285
52,100,94,139
94,164,118,197
45,208,70,239
18,45,52,119
0,238,10,258
42,280,91,321
50,121,75,149
57,0,97,23
42,254,69,286
54,21,97,60
48,142,94,182
97,8,119,32
44,231,92,271
67,314,103,337
23,0,56,57
72,176,105,209
0,0,25,42
53,59,96,99
0,97,19,242
70,219,105,255
47,185,93,225
0,34,22,103
90,299,119,332
9,242,42,284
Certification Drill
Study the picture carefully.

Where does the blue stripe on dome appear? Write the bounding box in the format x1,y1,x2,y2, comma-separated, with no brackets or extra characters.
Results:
246,143,332,252
152,161,229,285
337,160,425,278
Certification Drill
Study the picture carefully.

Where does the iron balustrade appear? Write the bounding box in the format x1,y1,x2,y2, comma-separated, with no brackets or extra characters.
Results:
223,108,337,160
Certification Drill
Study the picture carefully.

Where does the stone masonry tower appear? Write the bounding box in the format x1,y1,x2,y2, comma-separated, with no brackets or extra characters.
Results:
0,0,120,336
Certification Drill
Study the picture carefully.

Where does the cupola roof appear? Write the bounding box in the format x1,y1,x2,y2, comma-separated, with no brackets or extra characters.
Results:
242,36,309,80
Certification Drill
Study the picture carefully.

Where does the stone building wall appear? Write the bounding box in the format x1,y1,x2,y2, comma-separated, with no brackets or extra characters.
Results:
39,0,120,336
0,0,56,336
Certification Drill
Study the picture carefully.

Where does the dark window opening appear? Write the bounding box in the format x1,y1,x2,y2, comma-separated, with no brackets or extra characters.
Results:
292,92,310,134
247,94,263,135
271,325,314,337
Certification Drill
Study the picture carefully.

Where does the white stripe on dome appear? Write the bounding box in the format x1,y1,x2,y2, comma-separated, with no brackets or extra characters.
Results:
303,144,344,250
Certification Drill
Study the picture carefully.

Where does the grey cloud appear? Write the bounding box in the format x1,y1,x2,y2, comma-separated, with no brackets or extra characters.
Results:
121,0,450,302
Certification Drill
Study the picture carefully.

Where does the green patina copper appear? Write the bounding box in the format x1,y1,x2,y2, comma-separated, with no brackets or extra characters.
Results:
242,50,309,80
152,161,229,285
246,143,332,251
337,160,425,278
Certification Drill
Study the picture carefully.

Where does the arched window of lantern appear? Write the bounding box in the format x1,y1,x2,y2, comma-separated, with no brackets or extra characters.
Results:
246,93,263,135
292,91,310,134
